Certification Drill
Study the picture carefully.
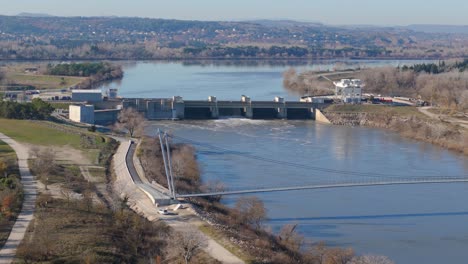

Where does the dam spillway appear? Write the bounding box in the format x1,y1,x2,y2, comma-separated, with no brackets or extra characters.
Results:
122,95,328,120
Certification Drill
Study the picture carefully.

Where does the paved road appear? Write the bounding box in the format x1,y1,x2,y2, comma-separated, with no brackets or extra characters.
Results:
112,138,244,264
0,133,37,264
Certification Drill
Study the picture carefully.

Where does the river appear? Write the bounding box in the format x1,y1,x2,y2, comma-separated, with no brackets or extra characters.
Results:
104,60,468,264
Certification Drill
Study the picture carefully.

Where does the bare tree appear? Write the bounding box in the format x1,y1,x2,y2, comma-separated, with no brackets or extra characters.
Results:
60,188,74,208
0,160,7,177
278,224,304,253
117,107,145,137
326,248,355,264
81,187,94,212
0,70,5,83
235,196,267,230
30,148,57,190
202,180,225,202
169,227,207,264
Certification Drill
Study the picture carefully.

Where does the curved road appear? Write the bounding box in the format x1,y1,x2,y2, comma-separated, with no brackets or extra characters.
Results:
113,138,244,264
0,133,37,264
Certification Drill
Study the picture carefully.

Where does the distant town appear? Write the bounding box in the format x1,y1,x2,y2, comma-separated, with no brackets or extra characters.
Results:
0,15,468,60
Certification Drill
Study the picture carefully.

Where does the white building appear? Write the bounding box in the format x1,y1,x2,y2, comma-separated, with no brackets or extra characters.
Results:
334,79,363,104
71,89,103,102
69,104,95,124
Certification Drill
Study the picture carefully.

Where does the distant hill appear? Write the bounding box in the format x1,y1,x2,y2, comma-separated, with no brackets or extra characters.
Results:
246,19,324,28
0,15,466,60
406,24,468,34
16,12,54,17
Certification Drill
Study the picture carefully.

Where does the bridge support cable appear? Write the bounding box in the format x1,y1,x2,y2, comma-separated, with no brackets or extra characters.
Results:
158,129,173,197
165,132,177,199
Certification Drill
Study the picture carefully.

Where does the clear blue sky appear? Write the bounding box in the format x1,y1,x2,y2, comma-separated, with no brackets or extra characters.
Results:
0,0,467,25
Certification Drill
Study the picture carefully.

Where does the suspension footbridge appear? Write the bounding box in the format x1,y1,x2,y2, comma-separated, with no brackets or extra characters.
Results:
123,131,468,203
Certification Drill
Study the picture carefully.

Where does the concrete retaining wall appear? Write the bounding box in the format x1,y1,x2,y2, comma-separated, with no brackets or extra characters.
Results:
315,109,332,124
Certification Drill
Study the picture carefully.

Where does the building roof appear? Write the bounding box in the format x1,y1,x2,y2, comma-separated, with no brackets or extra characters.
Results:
72,89,102,94
334,79,363,88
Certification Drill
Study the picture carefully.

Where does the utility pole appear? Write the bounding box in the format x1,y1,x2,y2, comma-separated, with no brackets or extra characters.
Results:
165,132,177,199
158,129,172,197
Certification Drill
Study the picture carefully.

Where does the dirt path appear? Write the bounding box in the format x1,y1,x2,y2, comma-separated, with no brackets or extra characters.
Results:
418,106,468,129
0,133,37,264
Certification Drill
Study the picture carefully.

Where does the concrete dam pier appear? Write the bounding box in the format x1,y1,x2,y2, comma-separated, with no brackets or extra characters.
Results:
123,95,328,120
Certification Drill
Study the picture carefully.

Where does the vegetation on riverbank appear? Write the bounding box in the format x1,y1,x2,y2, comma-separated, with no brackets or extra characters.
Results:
0,140,23,248
359,61,468,111
47,62,123,90
323,105,468,155
0,62,122,92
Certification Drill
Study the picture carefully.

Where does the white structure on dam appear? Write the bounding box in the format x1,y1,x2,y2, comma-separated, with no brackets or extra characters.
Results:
334,79,363,104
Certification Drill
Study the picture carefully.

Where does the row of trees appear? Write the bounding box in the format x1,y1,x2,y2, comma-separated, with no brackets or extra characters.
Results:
1,39,455,60
47,62,119,77
0,98,54,120
401,59,468,74
359,66,468,110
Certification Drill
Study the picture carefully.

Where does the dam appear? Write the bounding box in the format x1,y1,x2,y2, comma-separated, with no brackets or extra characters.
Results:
122,95,328,120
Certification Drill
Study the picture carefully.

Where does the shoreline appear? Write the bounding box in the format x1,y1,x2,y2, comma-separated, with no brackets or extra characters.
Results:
322,106,468,156
0,56,449,63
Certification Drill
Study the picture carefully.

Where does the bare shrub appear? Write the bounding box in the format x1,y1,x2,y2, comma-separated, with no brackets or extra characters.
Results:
234,196,267,230
116,107,145,137
349,255,395,264
168,227,207,264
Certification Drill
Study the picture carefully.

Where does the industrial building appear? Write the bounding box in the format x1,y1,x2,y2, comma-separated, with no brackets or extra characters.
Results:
334,79,363,104
71,89,103,102
69,104,121,125
69,104,95,124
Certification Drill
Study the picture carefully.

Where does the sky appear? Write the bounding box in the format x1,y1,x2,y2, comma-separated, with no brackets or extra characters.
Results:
0,0,467,26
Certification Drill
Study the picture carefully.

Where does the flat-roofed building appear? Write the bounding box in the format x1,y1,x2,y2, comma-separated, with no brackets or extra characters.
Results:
334,79,363,104
71,89,103,102
69,104,95,124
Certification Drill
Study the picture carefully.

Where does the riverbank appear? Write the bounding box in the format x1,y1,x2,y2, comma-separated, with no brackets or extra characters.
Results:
322,105,468,155
0,62,122,92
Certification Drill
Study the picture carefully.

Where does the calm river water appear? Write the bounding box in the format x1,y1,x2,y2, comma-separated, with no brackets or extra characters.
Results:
107,60,467,264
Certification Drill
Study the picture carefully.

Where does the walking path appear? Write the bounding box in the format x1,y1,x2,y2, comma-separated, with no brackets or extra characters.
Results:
112,138,244,264
0,133,37,264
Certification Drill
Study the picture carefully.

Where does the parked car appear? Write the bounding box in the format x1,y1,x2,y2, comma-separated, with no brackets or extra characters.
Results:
158,209,169,215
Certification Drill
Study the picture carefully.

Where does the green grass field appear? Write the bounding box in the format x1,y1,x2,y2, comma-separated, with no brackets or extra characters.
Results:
7,73,84,90
0,140,15,158
50,102,73,110
0,119,82,148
